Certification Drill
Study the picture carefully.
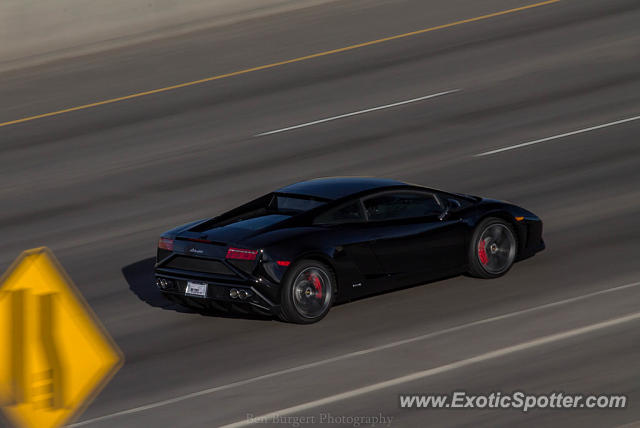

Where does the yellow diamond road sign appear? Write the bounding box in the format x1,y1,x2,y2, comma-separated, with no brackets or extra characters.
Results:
0,247,123,428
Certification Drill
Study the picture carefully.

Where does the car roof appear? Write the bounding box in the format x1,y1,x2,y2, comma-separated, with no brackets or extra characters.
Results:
276,177,407,200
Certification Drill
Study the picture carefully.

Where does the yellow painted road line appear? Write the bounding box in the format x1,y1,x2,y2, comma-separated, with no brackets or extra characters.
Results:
0,0,561,129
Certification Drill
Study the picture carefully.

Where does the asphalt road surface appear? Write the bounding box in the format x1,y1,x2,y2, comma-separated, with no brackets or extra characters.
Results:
1,0,640,426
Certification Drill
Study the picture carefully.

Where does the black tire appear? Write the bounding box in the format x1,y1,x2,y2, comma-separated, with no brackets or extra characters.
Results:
279,259,336,324
468,217,518,279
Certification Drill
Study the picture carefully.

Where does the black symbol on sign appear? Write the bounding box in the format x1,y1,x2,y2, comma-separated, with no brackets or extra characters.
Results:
8,290,65,409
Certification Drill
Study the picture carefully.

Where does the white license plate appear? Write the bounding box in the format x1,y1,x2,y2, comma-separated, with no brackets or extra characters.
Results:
185,281,207,298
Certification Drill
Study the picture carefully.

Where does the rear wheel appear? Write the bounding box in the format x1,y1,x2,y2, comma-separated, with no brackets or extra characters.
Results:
279,260,336,324
468,217,517,278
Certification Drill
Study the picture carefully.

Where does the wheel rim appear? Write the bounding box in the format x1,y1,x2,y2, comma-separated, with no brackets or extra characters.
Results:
292,267,332,319
477,223,516,274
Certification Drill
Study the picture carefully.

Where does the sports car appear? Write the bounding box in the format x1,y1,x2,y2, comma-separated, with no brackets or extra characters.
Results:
154,177,544,323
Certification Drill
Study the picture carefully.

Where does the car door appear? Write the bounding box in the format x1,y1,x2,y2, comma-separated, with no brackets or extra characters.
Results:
313,200,387,299
362,191,467,290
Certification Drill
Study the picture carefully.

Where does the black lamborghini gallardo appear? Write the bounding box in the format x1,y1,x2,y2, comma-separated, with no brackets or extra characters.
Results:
155,177,544,323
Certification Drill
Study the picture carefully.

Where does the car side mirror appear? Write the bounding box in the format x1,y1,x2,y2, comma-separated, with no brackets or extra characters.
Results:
447,199,462,210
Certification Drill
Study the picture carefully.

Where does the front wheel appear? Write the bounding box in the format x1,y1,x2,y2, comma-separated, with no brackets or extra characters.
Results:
468,217,517,278
279,260,336,324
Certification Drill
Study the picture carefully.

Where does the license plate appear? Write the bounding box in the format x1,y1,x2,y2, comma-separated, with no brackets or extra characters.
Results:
185,281,207,298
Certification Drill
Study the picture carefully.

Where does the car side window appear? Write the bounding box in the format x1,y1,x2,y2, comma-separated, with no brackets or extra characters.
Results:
363,192,442,221
314,201,364,225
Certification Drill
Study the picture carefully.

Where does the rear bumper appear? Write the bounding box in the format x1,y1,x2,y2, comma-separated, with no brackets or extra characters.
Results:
154,271,278,313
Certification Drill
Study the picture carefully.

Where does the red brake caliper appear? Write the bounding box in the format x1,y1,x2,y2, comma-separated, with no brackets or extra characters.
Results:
478,239,489,265
310,274,323,299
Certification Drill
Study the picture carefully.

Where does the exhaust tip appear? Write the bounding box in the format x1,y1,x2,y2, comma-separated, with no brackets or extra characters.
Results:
229,288,239,299
238,289,252,300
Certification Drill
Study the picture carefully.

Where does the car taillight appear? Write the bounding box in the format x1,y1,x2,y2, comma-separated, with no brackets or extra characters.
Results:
226,247,258,260
158,237,174,251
